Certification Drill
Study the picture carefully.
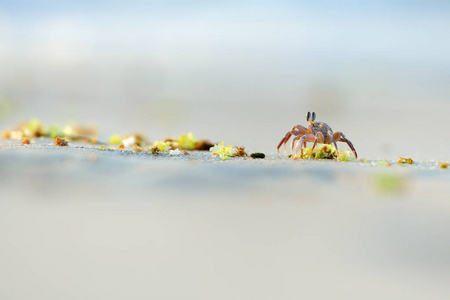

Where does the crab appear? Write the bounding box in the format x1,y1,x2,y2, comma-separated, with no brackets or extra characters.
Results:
277,111,358,159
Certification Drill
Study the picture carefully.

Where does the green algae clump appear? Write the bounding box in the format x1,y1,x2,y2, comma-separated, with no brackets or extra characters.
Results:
290,145,355,161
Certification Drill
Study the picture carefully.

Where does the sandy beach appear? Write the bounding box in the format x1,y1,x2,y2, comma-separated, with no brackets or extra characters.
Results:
1,139,450,299
2,1,450,299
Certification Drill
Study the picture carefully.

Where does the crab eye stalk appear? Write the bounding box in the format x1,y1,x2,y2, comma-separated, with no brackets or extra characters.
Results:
312,112,316,121
306,112,311,122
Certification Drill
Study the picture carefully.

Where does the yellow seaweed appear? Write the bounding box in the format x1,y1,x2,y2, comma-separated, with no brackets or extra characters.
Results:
210,142,235,160
290,145,355,161
397,157,415,165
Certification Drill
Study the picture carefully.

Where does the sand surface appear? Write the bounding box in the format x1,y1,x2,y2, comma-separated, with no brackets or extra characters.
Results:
1,139,450,300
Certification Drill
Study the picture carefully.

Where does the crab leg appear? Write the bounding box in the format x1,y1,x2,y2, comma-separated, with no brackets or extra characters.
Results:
294,134,317,156
309,132,325,158
277,125,308,156
328,130,340,159
277,130,299,156
333,131,358,159
291,135,308,154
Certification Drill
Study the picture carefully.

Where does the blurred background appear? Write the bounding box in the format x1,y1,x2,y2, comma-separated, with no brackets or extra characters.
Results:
1,0,450,159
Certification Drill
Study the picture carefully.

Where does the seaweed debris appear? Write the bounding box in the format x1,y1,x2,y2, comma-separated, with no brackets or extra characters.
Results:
290,145,355,161
54,137,68,146
63,124,98,144
150,141,172,154
108,134,123,145
21,118,46,138
21,136,31,145
165,132,214,151
233,146,248,157
2,119,98,143
122,134,148,148
98,146,113,151
397,157,414,165
250,152,265,159
194,140,215,151
210,142,235,160
439,162,449,169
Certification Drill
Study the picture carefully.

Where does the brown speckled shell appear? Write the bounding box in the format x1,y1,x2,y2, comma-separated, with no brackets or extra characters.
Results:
308,122,333,142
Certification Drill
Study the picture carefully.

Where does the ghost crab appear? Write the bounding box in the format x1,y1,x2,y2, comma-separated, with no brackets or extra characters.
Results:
277,112,357,159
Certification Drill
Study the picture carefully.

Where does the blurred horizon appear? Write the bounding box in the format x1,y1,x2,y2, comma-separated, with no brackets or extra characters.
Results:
1,1,450,160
